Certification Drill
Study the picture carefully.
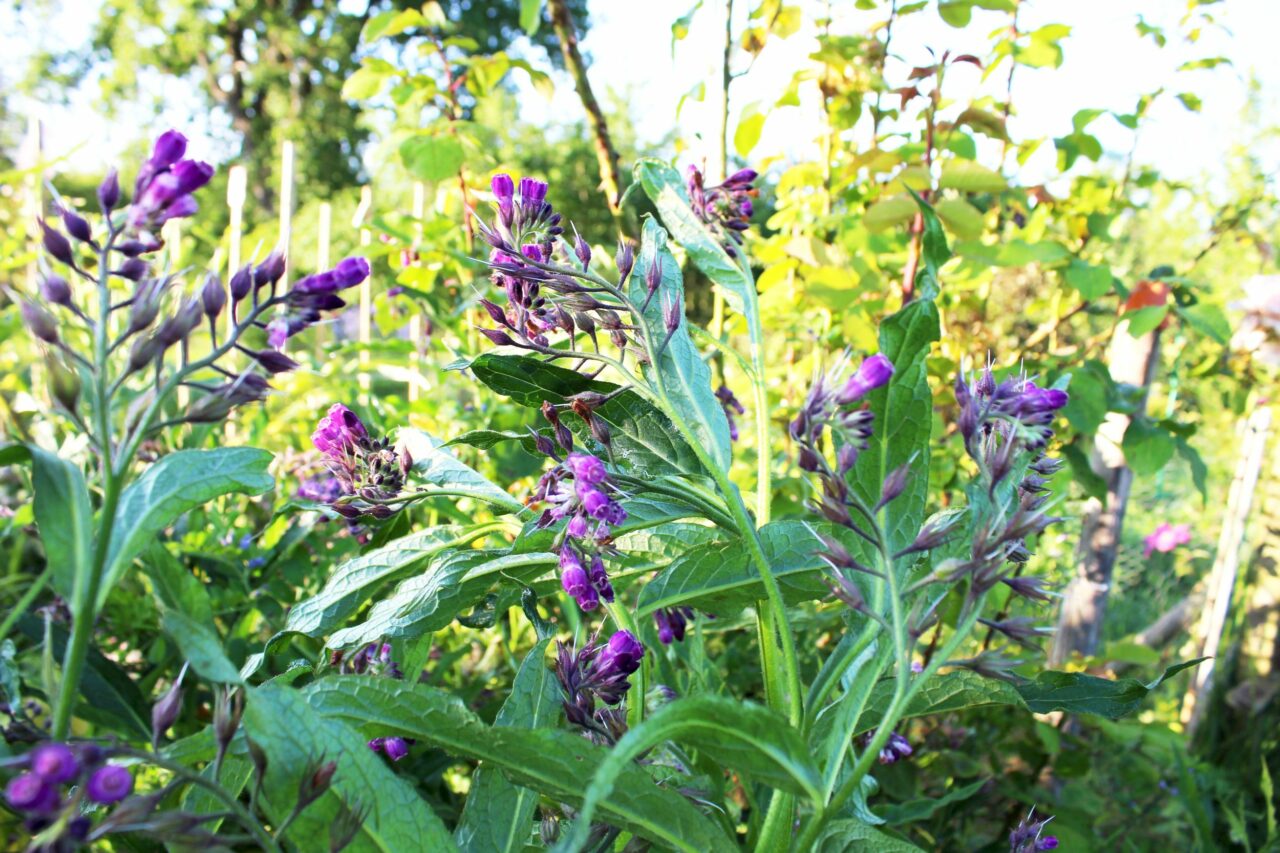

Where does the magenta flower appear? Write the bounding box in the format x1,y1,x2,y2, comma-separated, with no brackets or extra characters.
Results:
29,743,79,784
835,354,895,404
85,765,133,805
5,773,58,813
1143,522,1191,558
312,404,370,459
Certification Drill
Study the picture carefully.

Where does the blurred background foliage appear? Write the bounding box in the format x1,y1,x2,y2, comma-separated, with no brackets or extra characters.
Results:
1,0,1278,848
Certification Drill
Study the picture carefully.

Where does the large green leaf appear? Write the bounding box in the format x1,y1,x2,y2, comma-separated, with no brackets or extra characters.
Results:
1015,659,1205,718
102,448,274,609
160,610,241,684
243,683,456,852
559,694,822,852
284,525,496,637
0,444,93,613
636,519,854,617
304,677,734,853
468,353,704,477
856,671,1028,735
878,777,987,825
455,640,559,852
142,544,214,627
629,217,733,473
326,550,556,649
398,429,524,514
815,820,925,852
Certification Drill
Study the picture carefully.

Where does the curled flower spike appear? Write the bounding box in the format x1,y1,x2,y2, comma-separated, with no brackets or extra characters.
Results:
686,165,759,257
310,406,410,521
715,384,746,441
555,631,646,745
1009,809,1059,852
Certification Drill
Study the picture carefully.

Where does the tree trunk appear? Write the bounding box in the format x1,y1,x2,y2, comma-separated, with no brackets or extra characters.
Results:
1050,322,1162,665
547,0,623,218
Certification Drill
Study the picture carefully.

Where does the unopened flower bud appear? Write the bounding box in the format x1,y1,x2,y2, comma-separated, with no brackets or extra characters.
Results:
60,207,93,244
20,300,58,343
40,274,71,307
46,353,81,411
298,758,337,809
255,251,286,288
876,461,911,510
39,219,74,265
248,348,300,374
573,227,591,269
229,264,253,301
151,664,187,747
646,256,663,298
201,272,226,319
128,335,163,373
98,168,120,212
213,687,244,756
540,814,560,844
117,258,149,281
615,240,634,284
662,294,681,333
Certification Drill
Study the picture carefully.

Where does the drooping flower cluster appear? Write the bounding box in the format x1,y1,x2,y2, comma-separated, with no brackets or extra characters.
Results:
334,644,413,762
265,256,370,349
686,165,758,257
653,606,696,644
311,404,411,520
4,742,134,847
1143,522,1191,558
554,632,645,746
125,129,213,242
531,451,627,612
791,354,895,477
859,730,914,765
1009,809,1059,852
715,384,746,442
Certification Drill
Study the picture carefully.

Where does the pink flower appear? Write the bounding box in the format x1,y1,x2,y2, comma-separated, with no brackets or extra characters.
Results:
1143,523,1191,558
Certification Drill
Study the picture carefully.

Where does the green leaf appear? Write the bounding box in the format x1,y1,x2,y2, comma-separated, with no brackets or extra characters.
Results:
326,550,556,649
0,445,93,614
637,519,852,617
244,683,456,852
560,695,822,851
400,135,466,183
160,610,242,684
304,677,735,853
1064,259,1113,299
937,0,973,27
1122,305,1168,337
363,8,426,41
863,195,917,232
342,66,387,101
1015,659,1205,718
519,0,543,35
468,353,704,477
284,525,497,637
455,640,559,852
1175,436,1209,504
879,777,988,825
102,448,274,610
938,160,1007,193
815,820,925,852
1062,442,1107,500
142,544,214,627
628,217,733,473
1177,303,1231,345
934,197,985,240
1060,366,1108,434
856,671,1028,735
1122,419,1176,476
398,429,523,513
734,111,766,157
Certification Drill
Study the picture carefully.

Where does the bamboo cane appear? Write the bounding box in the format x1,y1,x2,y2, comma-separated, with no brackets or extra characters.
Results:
408,182,425,404
224,166,247,444
354,186,373,405
312,202,332,362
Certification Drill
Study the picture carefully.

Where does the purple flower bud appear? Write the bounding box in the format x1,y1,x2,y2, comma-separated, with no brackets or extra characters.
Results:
598,630,644,677
615,240,634,283
249,348,300,374
171,159,214,194
566,514,589,539
836,354,895,404
313,403,370,458
150,130,188,169
21,300,58,344
480,327,516,346
255,251,287,287
98,168,120,212
201,273,226,319
727,168,759,185
266,318,290,349
579,487,611,520
298,759,337,809
30,743,80,784
60,207,93,244
333,256,371,289
230,265,253,301
85,765,133,804
519,177,548,206
39,219,74,265
117,258,149,281
159,193,199,223
40,274,71,307
565,452,607,485
492,173,515,202
383,736,409,761
645,256,663,296
662,294,681,334
5,773,57,813
152,672,185,745
561,559,595,611
573,227,591,269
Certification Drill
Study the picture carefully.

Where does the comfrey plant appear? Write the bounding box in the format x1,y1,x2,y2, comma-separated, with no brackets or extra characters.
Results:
4,129,370,850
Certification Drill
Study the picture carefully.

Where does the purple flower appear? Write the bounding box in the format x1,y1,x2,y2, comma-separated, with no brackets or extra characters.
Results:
588,555,614,604
597,631,645,679
580,487,611,520
1010,809,1058,852
383,736,410,762
297,475,346,504
560,548,597,611
715,385,746,441
5,773,58,813
566,514,589,539
85,765,133,805
566,452,607,485
1143,522,1191,557
313,404,370,459
654,607,695,644
30,743,79,784
149,130,188,170
686,164,759,256
126,131,213,235
835,354,895,404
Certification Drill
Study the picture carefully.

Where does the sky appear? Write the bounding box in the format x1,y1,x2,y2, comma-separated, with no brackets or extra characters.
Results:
3,0,1278,195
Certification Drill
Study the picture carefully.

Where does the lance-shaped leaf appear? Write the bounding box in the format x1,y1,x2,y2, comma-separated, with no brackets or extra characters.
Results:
1015,658,1205,717
815,820,926,852
304,677,735,853
0,444,93,613
285,525,498,637
160,610,242,684
244,683,456,851
398,428,523,514
559,694,822,851
102,448,274,609
629,217,733,473
454,640,559,852
326,550,557,649
467,353,704,477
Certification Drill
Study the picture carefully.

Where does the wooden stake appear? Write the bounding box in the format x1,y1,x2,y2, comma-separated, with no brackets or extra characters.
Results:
312,202,332,361
354,186,373,404
224,165,247,443
1183,406,1274,733
408,182,425,404
277,141,295,288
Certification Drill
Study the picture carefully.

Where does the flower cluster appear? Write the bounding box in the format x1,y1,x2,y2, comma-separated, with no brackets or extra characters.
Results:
311,404,411,520
686,166,758,257
1009,809,1059,852
791,354,895,477
653,606,696,644
1143,522,1191,558
4,742,134,847
860,730,914,765
334,643,413,762
266,256,370,349
715,384,746,442
531,451,627,612
554,632,645,746
125,129,213,242
955,366,1069,461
